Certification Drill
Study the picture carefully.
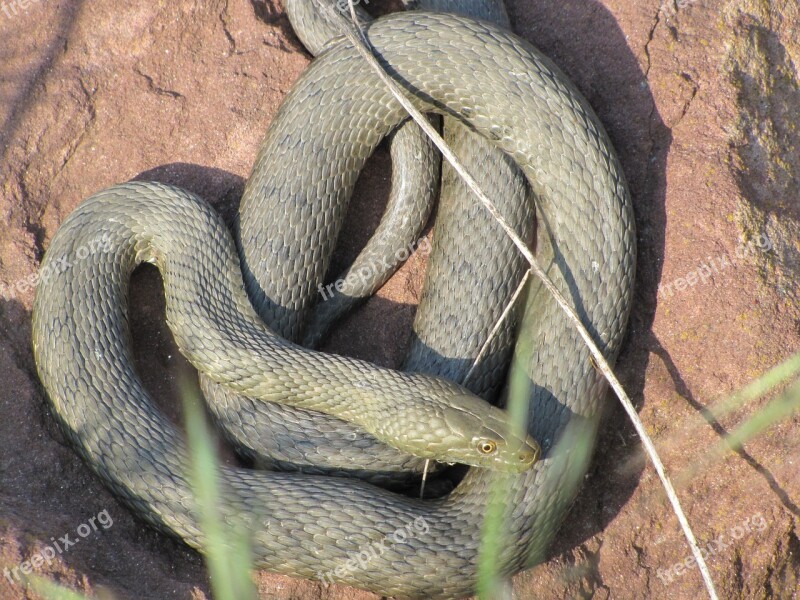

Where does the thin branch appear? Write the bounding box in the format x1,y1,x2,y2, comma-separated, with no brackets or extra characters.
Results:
324,2,720,598
420,459,430,499
462,271,531,388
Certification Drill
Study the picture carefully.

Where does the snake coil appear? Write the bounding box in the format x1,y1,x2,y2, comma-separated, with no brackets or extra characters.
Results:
32,8,635,599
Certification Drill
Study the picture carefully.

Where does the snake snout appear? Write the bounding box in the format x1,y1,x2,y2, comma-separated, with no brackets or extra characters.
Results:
439,395,540,473
517,443,540,469
475,426,541,474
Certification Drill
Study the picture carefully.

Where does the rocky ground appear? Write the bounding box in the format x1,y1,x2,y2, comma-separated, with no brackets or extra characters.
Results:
1,0,798,598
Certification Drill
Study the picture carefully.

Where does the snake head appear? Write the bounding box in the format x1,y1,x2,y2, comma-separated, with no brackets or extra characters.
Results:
430,394,540,473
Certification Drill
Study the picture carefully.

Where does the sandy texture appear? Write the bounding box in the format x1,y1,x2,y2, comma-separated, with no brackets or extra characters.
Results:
1,0,798,598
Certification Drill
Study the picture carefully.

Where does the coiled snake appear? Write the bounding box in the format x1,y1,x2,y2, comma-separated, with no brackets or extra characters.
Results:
31,2,635,598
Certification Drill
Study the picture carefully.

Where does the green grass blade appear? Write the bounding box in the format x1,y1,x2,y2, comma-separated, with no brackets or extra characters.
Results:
715,378,800,456
26,575,92,600
708,353,800,420
181,379,257,600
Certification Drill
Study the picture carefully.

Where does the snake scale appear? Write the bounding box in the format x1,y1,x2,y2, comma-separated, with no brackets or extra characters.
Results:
31,2,635,598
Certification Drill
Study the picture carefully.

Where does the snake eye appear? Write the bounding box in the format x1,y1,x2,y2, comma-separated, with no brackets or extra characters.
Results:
477,440,497,455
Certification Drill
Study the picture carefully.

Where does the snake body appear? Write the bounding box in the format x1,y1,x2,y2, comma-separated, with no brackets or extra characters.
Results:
32,10,635,599
203,0,537,487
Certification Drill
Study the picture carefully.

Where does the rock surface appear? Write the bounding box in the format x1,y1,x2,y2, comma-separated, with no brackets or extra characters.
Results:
1,1,798,599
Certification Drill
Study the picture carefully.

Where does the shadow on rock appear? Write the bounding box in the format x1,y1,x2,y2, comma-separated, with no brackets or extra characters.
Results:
505,0,672,557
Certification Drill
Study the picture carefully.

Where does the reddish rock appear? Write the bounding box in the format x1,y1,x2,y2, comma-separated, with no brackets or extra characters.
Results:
0,1,797,599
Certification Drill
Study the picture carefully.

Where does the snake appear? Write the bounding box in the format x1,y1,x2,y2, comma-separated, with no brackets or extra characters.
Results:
31,4,636,599
201,0,538,488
